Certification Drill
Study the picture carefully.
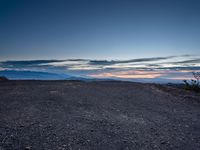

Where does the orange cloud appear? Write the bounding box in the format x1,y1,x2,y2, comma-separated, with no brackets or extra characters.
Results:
89,70,163,79
89,70,194,80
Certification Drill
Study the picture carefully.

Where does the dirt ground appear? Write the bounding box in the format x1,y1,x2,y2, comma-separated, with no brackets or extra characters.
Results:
0,81,199,150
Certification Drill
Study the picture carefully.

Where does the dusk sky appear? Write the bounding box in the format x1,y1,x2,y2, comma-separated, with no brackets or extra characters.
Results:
0,0,200,82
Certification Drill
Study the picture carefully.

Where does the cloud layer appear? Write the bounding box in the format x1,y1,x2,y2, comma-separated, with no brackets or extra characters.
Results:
0,55,200,82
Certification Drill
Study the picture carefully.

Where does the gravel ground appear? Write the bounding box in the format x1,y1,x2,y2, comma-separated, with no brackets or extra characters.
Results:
0,80,199,150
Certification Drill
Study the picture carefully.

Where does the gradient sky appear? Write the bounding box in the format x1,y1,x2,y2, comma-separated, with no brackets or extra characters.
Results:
0,0,200,82
1,0,200,60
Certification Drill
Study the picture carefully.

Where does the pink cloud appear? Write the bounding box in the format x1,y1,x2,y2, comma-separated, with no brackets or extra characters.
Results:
89,70,194,80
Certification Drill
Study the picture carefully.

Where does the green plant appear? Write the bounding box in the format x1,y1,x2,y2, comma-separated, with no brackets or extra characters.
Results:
192,72,200,84
183,72,200,92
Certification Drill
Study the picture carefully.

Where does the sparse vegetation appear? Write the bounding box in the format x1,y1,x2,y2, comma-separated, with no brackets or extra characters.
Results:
0,76,9,81
183,72,200,92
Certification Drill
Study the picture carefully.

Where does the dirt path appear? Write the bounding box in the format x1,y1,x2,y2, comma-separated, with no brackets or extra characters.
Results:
0,81,199,150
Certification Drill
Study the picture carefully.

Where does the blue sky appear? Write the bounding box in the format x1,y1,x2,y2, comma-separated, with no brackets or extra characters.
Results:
0,0,200,82
0,0,200,60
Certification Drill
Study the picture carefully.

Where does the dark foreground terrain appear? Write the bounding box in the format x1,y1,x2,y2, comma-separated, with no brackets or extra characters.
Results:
0,81,199,150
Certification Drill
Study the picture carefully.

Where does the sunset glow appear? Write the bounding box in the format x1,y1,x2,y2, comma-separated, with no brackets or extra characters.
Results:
89,69,194,80
0,0,200,83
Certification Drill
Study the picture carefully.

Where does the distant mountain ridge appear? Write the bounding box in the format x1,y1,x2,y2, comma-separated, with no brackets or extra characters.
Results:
0,70,183,83
0,70,71,80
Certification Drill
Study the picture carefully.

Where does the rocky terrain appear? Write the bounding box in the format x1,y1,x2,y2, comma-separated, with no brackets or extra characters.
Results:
0,80,199,150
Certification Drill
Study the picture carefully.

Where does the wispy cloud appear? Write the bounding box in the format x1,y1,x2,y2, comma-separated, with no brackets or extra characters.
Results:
89,70,194,80
88,56,175,66
172,59,200,64
0,55,199,81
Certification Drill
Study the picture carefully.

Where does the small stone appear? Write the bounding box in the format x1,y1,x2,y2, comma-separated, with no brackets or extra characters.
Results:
25,146,32,150
161,141,166,144
123,140,127,143
185,125,189,128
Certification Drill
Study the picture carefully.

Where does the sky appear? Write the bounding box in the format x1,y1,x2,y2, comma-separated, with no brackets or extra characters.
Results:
0,0,200,82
